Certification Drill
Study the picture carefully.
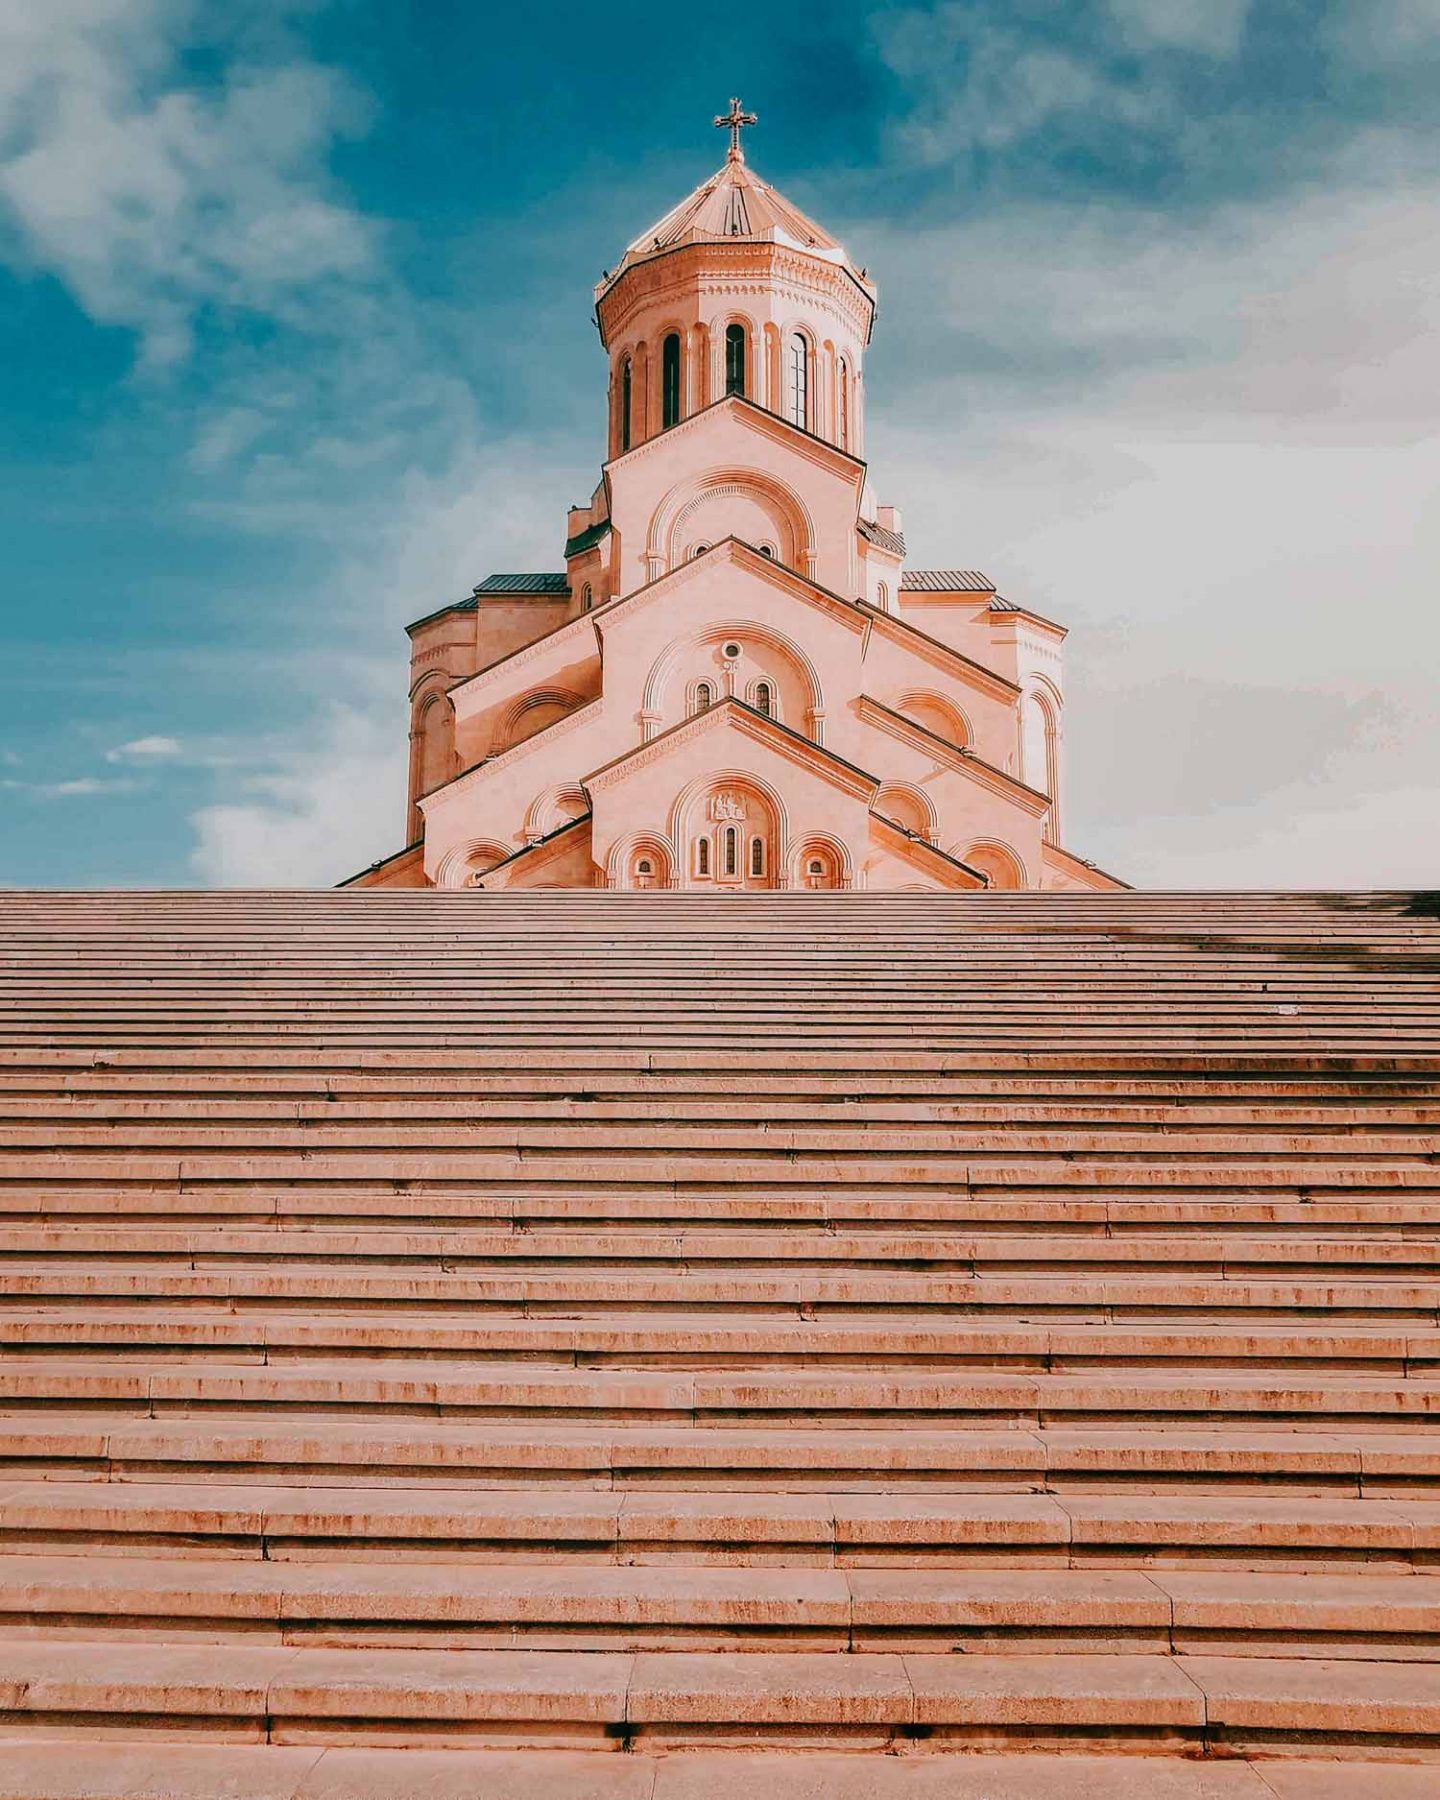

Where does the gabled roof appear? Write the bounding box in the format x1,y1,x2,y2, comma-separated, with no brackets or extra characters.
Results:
901,570,994,593
584,696,877,804
475,573,570,595
407,573,571,635
564,520,612,558
868,812,987,891
859,518,906,556
471,814,592,888
857,695,1051,816
598,158,872,303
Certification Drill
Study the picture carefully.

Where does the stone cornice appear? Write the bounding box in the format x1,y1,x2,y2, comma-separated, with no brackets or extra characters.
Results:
597,241,875,345
869,813,986,889
447,611,598,714
475,815,593,888
584,697,877,804
856,695,1051,817
1042,841,1132,891
419,698,605,815
860,602,1022,704
599,537,868,642
604,392,865,484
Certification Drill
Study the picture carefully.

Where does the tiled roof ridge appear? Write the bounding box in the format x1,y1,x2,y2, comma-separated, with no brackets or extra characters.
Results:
900,569,994,593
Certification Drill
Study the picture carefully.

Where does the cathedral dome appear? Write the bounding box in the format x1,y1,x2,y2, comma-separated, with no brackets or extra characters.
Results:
596,101,874,308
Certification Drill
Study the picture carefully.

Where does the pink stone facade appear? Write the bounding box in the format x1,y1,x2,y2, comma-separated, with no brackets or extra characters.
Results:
348,135,1124,893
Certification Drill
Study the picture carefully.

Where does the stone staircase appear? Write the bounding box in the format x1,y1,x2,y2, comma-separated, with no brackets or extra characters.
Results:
0,888,1437,1799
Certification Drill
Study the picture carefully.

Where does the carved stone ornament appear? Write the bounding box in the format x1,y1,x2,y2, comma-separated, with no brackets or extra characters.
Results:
709,791,748,822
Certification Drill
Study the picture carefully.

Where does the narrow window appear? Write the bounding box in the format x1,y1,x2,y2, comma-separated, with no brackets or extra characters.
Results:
753,680,773,719
838,359,849,450
662,333,682,429
877,581,889,611
725,323,746,397
693,681,713,714
620,357,632,452
788,333,808,431
697,837,710,876
750,836,765,877
724,826,738,876
581,584,593,612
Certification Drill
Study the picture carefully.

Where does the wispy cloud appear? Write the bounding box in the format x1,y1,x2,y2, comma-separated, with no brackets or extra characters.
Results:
105,734,182,761
0,0,373,365
3,775,143,800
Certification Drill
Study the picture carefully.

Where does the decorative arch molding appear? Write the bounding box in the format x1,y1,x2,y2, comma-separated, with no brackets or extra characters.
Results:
952,838,1029,891
895,688,971,750
496,687,586,753
667,767,790,848
523,783,589,843
1018,674,1063,838
873,781,939,844
789,831,855,890
434,838,513,890
647,466,816,580
604,829,678,891
642,620,825,742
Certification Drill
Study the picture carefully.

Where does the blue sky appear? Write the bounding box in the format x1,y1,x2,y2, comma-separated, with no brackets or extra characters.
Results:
2,0,1437,887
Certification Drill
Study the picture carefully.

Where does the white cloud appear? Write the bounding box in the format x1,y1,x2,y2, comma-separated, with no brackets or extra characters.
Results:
1106,0,1251,55
2,775,142,799
848,145,1440,886
0,1,372,363
190,704,405,886
106,734,182,761
874,9,1169,162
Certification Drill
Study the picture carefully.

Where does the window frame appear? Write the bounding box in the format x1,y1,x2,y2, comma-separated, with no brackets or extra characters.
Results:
725,323,747,398
661,332,682,430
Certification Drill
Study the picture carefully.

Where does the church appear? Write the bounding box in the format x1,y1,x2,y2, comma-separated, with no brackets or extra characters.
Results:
348,105,1124,894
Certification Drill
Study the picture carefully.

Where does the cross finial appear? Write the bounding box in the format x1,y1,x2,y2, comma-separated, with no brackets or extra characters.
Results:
714,96,757,164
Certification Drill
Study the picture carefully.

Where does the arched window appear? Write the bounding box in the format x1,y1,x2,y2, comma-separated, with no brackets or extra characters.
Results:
723,825,739,876
693,681,713,715
696,837,710,877
636,858,652,876
581,584,593,612
808,858,824,878
876,581,889,612
662,333,682,429
759,545,774,558
838,359,850,450
753,680,773,718
620,357,632,453
725,323,746,397
691,543,710,559
750,835,765,877
788,333,809,431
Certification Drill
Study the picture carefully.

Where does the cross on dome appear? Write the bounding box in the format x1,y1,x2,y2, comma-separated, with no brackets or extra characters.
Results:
714,97,757,163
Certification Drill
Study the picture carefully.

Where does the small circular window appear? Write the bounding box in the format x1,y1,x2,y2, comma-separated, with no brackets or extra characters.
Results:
722,641,742,660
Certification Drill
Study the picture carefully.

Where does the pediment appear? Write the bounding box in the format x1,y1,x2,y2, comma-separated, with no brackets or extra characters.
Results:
584,696,876,805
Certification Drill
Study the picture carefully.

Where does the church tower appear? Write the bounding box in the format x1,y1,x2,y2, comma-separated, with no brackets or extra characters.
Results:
349,106,1123,894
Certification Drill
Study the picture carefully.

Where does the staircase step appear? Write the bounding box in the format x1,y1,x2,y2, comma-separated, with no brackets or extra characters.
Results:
0,1645,1434,1757
3,1481,1436,1568
6,1743,1435,1799
0,1554,1436,1655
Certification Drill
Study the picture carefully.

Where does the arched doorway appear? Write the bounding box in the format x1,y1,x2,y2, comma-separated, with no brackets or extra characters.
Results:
799,845,842,889
683,782,778,890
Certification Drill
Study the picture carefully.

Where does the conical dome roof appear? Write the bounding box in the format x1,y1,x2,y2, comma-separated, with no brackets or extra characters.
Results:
597,155,872,301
